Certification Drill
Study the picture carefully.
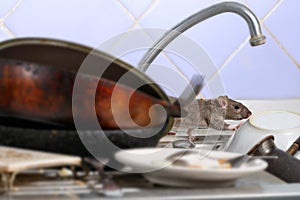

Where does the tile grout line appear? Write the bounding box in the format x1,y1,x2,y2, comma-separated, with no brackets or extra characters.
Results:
134,0,160,23
122,0,160,31
157,48,191,82
166,0,246,98
1,23,16,38
104,0,140,52
262,0,283,21
169,0,250,97
205,0,285,89
116,0,194,97
0,0,24,21
263,24,300,69
135,2,220,98
112,0,188,84
138,0,160,20
114,0,138,23
136,10,191,84
0,0,24,38
205,36,249,86
128,1,194,95
261,0,300,69
106,0,158,52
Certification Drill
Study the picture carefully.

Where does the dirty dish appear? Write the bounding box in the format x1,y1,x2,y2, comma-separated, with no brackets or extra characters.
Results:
115,148,267,187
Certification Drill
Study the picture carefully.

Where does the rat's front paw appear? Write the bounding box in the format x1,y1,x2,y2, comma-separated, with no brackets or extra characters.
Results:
227,124,241,131
187,129,196,143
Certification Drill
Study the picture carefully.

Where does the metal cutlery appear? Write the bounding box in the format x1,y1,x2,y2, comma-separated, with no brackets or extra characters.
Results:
165,150,277,168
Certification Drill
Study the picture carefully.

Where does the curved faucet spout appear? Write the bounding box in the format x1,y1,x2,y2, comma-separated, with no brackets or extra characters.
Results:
138,2,266,71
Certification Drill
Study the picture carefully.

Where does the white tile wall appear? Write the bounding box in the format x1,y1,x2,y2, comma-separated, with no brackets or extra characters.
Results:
0,0,20,18
118,0,155,18
0,26,10,40
139,0,249,67
0,0,299,99
218,27,300,99
243,0,280,19
4,0,134,46
264,0,300,68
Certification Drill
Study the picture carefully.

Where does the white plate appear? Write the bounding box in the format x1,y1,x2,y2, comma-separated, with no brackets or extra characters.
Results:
115,148,268,188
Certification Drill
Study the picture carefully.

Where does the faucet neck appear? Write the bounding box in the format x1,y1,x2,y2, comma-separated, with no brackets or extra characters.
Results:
138,2,266,72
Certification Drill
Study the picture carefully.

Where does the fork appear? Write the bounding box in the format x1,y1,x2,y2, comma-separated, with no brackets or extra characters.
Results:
218,155,277,168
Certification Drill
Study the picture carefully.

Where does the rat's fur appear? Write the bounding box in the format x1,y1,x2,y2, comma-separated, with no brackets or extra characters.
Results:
171,96,252,132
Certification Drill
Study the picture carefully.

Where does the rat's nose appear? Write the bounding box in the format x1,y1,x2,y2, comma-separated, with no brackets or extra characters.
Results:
247,112,252,118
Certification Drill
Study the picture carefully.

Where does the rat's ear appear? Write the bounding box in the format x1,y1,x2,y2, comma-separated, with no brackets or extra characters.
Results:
217,96,228,109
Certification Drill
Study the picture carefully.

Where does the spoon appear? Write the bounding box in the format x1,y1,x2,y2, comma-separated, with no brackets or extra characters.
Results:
165,151,277,168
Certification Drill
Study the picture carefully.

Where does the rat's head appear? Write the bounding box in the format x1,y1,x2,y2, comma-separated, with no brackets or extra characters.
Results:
217,96,252,120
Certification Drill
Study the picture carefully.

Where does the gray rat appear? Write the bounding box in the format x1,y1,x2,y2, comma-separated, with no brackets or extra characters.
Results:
170,96,252,134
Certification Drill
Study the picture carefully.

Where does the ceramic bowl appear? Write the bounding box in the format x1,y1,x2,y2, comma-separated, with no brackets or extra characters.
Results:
226,109,300,159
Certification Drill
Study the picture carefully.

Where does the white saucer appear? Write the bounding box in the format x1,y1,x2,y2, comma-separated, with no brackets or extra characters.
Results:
115,148,268,188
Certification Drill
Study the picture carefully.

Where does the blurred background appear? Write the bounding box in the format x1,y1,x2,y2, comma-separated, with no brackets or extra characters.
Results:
0,0,299,99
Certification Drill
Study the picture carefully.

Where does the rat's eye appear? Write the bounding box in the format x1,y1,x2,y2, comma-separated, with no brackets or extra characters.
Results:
234,105,240,110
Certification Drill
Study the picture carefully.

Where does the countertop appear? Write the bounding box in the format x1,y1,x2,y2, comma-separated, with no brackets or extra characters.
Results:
2,170,300,200
1,99,300,200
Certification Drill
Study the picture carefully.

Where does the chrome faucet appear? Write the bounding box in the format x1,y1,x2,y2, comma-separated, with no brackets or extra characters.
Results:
138,2,266,71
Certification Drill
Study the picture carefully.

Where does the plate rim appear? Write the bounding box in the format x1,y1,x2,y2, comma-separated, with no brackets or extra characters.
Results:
115,148,268,175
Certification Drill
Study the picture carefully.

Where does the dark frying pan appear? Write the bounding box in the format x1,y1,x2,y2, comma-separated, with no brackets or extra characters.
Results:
0,38,183,156
0,58,181,129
